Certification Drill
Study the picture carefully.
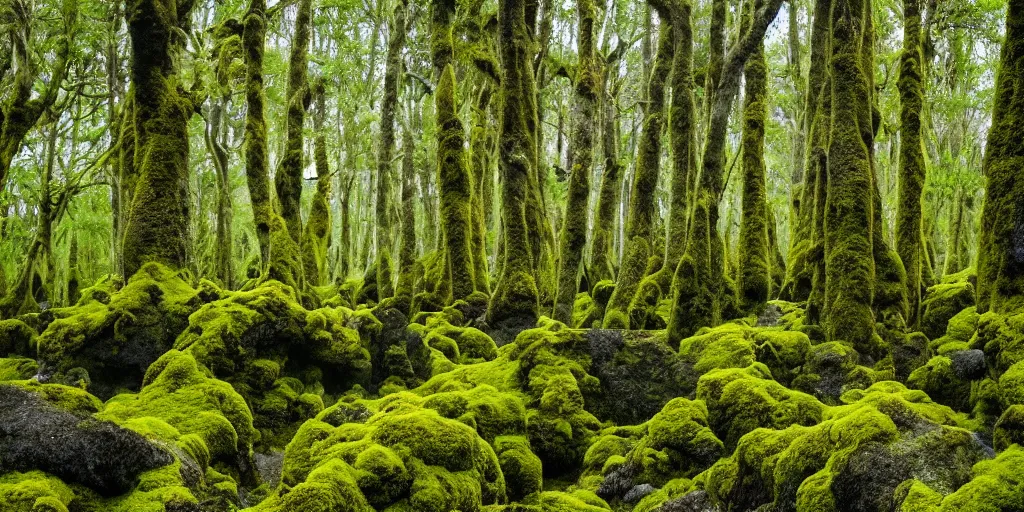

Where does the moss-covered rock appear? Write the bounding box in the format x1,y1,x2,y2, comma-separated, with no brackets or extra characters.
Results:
921,280,976,340
697,365,824,448
35,263,201,398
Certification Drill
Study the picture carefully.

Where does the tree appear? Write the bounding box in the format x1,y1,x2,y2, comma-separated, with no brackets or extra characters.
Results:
121,0,199,276
822,0,876,348
489,0,543,329
553,0,600,324
602,0,674,329
737,0,772,314
275,0,313,244
977,0,1024,314
375,0,409,301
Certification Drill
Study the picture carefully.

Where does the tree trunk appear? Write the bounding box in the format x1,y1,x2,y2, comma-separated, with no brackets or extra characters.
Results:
553,0,599,324
977,0,1024,314
897,0,926,327
275,0,312,243
376,0,408,301
121,0,197,276
488,0,543,327
823,0,876,349
738,0,771,313
603,2,673,329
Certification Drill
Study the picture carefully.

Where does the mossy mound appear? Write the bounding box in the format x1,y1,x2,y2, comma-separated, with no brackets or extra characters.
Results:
588,397,723,505
172,279,372,448
632,382,988,512
921,278,977,340
34,263,201,398
258,389,516,511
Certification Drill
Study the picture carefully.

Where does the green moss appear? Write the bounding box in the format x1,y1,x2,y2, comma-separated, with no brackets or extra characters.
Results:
677,323,758,374
822,0,877,351
994,405,1024,451
99,350,256,461
737,0,772,314
35,263,199,397
977,0,1024,315
697,366,824,448
921,281,976,339
121,0,198,275
924,445,1024,511
495,435,542,501
436,64,478,303
0,357,38,381
0,471,75,512
908,356,973,411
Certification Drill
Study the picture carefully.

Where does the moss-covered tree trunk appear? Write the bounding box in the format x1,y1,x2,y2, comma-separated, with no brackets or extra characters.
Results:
669,0,785,342
121,0,197,276
375,0,408,301
470,83,494,295
589,70,625,284
302,83,332,287
977,0,1024,314
395,117,418,310
275,0,312,243
823,0,876,347
602,3,673,329
489,0,543,327
431,0,476,303
242,0,272,276
781,0,831,305
553,0,600,323
737,0,771,313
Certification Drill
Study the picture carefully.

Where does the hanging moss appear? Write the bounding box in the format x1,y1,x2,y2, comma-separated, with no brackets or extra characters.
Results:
488,0,542,327
977,0,1024,315
553,0,599,324
822,0,876,349
121,0,198,276
274,0,312,243
737,0,772,314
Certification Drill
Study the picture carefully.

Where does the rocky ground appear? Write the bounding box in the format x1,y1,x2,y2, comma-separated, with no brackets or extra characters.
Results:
0,263,1022,511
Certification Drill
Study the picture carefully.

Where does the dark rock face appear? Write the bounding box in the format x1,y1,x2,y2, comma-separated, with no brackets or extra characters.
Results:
951,349,987,380
0,384,172,496
586,330,694,425
623,483,656,503
661,490,721,512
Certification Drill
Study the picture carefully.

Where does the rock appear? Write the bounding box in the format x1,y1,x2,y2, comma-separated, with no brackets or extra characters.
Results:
661,490,721,512
951,349,987,380
623,483,656,503
0,384,172,496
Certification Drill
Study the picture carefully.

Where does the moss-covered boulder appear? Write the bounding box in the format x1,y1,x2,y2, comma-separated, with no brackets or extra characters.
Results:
921,279,976,340
694,382,987,512
35,263,201,398
594,398,723,503
261,390,511,511
696,365,824,448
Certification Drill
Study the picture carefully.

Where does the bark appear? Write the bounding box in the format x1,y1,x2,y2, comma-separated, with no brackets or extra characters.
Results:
977,0,1024,314
897,0,926,326
275,0,312,243
489,0,543,325
553,0,600,323
376,0,409,301
738,0,771,313
121,0,197,276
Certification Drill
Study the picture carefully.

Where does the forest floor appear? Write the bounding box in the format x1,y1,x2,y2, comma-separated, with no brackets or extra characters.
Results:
0,263,1022,511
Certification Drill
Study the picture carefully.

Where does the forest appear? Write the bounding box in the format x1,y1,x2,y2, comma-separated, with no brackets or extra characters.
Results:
0,0,1022,510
